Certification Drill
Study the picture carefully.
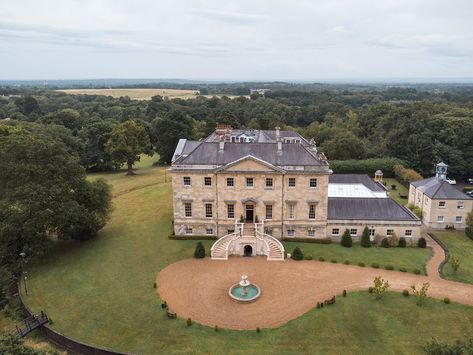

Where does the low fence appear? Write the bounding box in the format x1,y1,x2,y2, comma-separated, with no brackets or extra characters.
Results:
12,280,132,355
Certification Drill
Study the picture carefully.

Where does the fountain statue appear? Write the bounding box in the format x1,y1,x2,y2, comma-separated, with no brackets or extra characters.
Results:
228,274,261,303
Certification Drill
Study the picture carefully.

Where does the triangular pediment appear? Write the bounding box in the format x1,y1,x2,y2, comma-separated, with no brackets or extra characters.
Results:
216,155,283,173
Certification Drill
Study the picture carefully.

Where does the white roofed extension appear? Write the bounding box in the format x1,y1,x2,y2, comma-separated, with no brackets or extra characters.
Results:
328,183,388,198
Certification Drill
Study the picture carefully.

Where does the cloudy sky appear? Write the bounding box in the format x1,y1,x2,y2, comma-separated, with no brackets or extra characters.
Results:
0,0,472,81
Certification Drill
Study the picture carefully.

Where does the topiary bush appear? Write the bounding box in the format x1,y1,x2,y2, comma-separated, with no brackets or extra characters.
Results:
344,260,350,265
214,325,219,332
371,262,380,269
331,259,338,263
399,267,407,272
402,289,409,297
444,297,450,304
153,282,157,289
368,287,374,293
398,237,407,248
360,226,371,248
291,247,303,260
414,269,421,275
319,256,325,262
256,327,261,333
304,255,313,260
381,238,390,248
194,242,206,258
358,262,365,267
341,229,353,247
418,237,427,248
342,290,347,297
187,318,192,326
385,265,394,270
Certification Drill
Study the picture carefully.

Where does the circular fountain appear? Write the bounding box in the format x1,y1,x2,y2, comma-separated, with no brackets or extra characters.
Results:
228,274,261,303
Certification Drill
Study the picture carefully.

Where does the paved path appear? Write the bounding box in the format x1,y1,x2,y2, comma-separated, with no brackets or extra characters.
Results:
157,238,473,330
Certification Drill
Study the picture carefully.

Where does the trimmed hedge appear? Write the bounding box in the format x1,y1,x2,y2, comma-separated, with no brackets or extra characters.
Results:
282,237,331,244
330,157,406,177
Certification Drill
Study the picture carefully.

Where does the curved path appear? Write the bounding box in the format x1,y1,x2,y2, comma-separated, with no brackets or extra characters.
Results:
157,237,473,330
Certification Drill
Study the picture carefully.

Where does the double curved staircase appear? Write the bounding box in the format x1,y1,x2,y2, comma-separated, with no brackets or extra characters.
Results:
211,221,284,261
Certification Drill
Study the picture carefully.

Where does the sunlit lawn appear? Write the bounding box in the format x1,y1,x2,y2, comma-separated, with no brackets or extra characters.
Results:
20,160,473,354
283,242,430,275
434,231,473,284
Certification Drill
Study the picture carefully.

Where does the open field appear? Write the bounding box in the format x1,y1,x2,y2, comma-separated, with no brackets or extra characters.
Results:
434,231,473,284
57,88,200,100
57,88,248,100
19,160,473,354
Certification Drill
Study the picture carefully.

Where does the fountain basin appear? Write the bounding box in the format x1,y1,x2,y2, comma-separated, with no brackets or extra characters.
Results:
228,283,261,303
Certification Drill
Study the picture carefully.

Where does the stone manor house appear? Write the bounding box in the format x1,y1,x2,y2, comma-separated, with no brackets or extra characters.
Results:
171,126,423,260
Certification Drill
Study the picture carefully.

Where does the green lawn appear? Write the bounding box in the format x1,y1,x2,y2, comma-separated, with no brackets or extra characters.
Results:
20,162,473,354
384,178,409,205
434,231,473,284
283,242,430,274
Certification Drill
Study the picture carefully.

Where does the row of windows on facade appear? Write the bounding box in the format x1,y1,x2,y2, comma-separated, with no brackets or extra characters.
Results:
181,227,413,238
436,215,464,223
183,202,316,220
183,176,318,188
414,192,466,209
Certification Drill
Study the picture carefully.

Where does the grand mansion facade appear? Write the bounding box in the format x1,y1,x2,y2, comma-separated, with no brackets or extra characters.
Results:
171,126,421,259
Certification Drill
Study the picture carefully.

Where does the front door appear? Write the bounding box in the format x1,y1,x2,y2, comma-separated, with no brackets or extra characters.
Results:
244,245,253,257
245,205,254,222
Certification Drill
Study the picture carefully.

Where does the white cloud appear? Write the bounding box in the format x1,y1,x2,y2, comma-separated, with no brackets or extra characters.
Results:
0,0,472,80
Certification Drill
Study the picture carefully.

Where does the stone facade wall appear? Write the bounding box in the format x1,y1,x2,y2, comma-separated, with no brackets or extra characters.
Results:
409,184,473,230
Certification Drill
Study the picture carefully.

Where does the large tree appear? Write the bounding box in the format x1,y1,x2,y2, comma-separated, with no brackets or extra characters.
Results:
152,110,195,164
0,126,112,266
105,120,151,175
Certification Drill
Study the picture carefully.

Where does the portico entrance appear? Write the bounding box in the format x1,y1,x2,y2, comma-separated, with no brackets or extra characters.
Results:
245,204,254,222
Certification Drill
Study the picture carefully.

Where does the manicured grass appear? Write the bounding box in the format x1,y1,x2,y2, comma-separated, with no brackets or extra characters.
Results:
434,231,473,284
283,242,430,274
384,178,409,205
20,162,470,354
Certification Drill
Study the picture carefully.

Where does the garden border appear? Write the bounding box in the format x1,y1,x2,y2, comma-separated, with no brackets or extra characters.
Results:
12,279,131,355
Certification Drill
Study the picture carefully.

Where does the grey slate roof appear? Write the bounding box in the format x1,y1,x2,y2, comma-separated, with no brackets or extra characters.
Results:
411,177,471,200
176,142,324,166
171,139,201,162
329,174,386,192
328,197,419,221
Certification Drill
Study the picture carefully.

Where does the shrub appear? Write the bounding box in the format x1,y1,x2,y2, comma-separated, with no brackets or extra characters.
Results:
391,184,397,190
368,286,374,293
398,237,407,248
424,338,473,354
466,227,473,241
449,255,461,274
153,282,157,289
402,289,409,297
316,302,321,309
411,282,430,306
381,238,390,248
344,260,350,265
320,302,324,308
256,327,261,333
371,263,380,269
385,265,394,270
417,237,427,248
304,255,313,260
394,164,423,184
187,318,192,326
342,290,347,297
358,262,365,267
291,247,303,260
331,259,338,263
399,267,407,272
414,269,421,275
341,229,353,247
194,242,206,258
371,276,390,300
360,226,371,248
389,232,399,247
214,325,219,332
444,297,450,304
161,301,167,309
319,256,325,262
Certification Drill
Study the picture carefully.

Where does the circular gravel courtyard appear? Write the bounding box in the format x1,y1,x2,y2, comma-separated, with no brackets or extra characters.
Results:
156,256,473,330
